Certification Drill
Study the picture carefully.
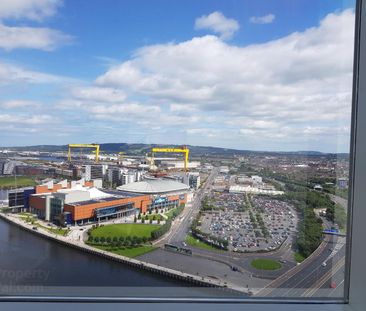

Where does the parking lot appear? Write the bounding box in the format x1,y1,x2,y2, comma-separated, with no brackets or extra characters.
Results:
198,193,298,252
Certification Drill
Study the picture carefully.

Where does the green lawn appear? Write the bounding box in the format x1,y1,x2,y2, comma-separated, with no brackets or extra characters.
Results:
185,234,223,251
0,176,36,188
251,258,282,270
93,245,157,258
294,252,306,263
90,224,160,239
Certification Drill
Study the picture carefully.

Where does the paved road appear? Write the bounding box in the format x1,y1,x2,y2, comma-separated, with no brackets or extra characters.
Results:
258,236,346,298
156,167,219,246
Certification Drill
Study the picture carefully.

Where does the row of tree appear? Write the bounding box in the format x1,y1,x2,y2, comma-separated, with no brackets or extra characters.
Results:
190,211,229,250
88,235,149,247
150,204,185,240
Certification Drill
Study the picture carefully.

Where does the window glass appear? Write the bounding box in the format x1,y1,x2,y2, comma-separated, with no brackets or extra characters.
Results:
0,0,355,301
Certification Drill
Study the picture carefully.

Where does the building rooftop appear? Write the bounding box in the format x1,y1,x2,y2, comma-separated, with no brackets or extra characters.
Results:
117,179,189,194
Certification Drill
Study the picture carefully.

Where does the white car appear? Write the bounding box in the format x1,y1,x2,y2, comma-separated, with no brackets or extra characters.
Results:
322,262,327,267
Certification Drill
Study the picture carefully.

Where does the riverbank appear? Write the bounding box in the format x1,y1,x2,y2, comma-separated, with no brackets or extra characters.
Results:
0,212,249,295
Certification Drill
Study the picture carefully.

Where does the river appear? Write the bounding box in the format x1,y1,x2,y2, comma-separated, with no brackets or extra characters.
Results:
0,217,220,298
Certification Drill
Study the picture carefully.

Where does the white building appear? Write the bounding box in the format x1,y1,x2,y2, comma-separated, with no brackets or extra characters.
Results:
251,175,263,184
229,185,284,196
121,172,136,185
219,166,230,174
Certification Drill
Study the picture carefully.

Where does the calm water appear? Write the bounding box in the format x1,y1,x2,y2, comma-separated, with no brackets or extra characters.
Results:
0,218,190,295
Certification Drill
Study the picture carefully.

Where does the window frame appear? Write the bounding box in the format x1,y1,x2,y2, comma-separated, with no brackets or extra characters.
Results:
1,0,366,310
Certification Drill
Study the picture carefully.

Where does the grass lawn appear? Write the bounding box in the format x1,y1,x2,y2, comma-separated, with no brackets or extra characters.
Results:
93,244,157,258
251,258,282,270
294,252,306,263
0,176,36,188
185,234,223,251
90,224,160,239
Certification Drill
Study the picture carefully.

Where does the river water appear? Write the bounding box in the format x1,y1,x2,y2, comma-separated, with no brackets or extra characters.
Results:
0,217,218,298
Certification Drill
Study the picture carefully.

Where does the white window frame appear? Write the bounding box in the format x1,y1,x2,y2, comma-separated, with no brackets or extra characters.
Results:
1,0,366,310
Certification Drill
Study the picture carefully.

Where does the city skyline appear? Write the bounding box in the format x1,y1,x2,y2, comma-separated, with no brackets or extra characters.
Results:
0,0,356,153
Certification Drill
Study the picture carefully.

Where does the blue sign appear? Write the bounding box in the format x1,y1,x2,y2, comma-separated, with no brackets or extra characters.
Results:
153,196,168,204
96,207,117,217
323,229,339,233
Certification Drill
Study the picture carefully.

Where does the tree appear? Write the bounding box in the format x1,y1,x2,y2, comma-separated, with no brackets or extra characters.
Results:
112,236,118,243
89,236,94,243
141,218,145,224
106,237,112,244
94,236,100,243
134,215,137,223
100,237,106,244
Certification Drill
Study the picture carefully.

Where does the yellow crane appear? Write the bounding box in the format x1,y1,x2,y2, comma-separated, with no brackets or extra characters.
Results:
68,144,100,163
151,146,190,172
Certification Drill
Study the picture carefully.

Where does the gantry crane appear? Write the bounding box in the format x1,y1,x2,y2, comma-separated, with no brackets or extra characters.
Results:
68,144,100,163
151,146,190,172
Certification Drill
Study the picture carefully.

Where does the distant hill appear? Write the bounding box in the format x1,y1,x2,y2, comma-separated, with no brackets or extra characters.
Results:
2,143,346,157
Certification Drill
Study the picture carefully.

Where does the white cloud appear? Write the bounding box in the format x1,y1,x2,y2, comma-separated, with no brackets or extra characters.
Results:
185,128,220,137
71,86,127,103
249,14,275,24
0,0,62,21
0,114,55,124
195,11,239,40
0,24,72,51
0,100,41,109
92,9,354,151
0,61,70,84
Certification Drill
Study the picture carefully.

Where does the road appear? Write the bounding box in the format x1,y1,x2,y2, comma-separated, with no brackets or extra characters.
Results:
255,234,346,298
156,167,219,246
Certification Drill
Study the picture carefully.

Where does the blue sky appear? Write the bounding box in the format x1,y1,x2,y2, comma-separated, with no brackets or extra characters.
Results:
0,0,356,152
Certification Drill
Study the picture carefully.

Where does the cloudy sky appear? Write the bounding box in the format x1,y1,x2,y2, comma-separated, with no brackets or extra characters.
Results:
0,0,356,152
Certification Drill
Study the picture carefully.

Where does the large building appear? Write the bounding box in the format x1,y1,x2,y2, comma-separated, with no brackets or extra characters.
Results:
27,178,189,226
117,179,190,211
107,168,121,186
84,165,104,181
